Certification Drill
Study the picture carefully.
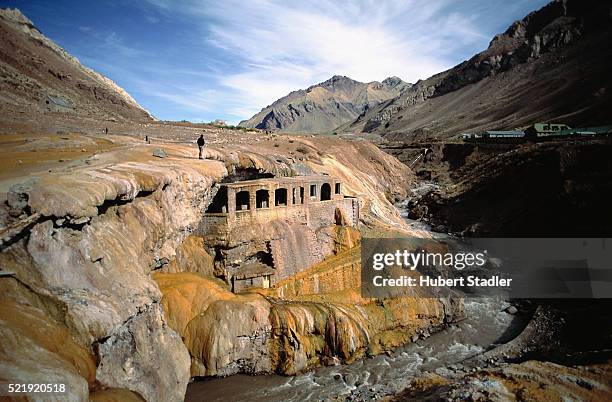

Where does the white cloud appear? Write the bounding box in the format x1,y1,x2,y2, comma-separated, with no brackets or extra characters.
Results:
143,0,517,120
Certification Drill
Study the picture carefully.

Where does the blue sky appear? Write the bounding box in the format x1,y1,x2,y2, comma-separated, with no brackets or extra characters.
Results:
1,0,548,124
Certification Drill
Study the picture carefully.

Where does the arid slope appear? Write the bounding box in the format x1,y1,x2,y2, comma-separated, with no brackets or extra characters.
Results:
239,75,409,133
342,0,612,141
0,8,153,123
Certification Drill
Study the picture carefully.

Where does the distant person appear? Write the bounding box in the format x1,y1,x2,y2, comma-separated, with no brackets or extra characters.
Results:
145,135,149,143
104,127,108,134
197,134,205,159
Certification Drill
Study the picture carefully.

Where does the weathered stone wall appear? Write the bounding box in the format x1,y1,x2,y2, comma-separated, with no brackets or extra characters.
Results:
343,197,360,226
232,205,308,228
234,274,269,293
307,199,347,227
268,222,330,281
208,221,336,284
199,194,358,288
200,197,354,239
196,213,228,239
270,244,361,298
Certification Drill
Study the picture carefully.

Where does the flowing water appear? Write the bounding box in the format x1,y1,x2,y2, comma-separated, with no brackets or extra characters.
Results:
186,199,522,401
185,298,523,402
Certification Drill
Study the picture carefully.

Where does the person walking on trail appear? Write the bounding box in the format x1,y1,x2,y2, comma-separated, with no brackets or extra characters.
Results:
197,134,205,159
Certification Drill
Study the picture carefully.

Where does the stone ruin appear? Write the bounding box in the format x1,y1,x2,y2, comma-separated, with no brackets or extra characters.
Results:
199,175,359,292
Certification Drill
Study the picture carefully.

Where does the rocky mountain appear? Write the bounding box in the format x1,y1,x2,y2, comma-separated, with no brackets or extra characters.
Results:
239,75,410,133
0,8,153,123
341,0,612,141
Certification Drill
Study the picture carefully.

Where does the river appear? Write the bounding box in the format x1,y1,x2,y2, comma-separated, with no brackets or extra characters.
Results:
185,297,523,401
185,199,523,401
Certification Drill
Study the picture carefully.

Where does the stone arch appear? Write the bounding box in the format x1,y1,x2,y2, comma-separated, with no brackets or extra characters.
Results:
320,183,332,201
236,190,250,211
206,186,228,213
256,189,269,208
275,188,288,206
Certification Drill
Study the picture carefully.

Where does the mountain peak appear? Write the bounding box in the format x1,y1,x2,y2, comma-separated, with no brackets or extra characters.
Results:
381,76,407,89
347,0,612,138
328,75,356,82
318,75,362,89
239,75,405,133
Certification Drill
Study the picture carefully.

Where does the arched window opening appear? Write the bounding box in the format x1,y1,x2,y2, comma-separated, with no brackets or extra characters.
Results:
275,188,288,206
236,191,250,211
256,189,269,208
321,183,331,201
206,186,228,213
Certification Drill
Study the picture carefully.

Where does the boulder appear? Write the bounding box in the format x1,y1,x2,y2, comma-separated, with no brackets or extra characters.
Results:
153,148,167,158
505,305,518,315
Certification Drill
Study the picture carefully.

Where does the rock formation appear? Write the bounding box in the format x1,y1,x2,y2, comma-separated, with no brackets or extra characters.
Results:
155,244,464,378
402,139,612,236
0,127,441,400
390,360,612,401
239,75,409,133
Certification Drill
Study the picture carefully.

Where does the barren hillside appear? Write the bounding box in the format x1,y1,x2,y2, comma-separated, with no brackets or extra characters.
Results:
0,8,153,124
239,75,409,133
341,0,612,141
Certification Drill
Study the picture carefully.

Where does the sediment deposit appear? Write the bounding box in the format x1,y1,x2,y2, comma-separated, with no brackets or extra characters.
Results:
0,129,446,401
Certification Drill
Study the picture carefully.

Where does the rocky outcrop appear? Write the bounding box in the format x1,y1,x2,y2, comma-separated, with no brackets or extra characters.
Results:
0,8,154,122
239,75,409,133
390,360,612,401
0,302,95,401
0,146,218,400
183,288,272,376
160,235,214,275
95,303,189,402
345,0,612,139
0,132,415,400
155,246,465,378
405,140,612,236
0,300,143,401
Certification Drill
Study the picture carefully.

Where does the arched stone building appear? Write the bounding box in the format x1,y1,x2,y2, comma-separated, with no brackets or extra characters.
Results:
200,175,359,292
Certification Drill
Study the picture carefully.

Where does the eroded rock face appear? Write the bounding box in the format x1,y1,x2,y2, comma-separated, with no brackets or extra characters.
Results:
0,303,94,402
186,295,273,376
96,303,190,402
0,135,413,400
155,244,465,378
0,300,144,402
1,148,225,400
161,235,214,275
